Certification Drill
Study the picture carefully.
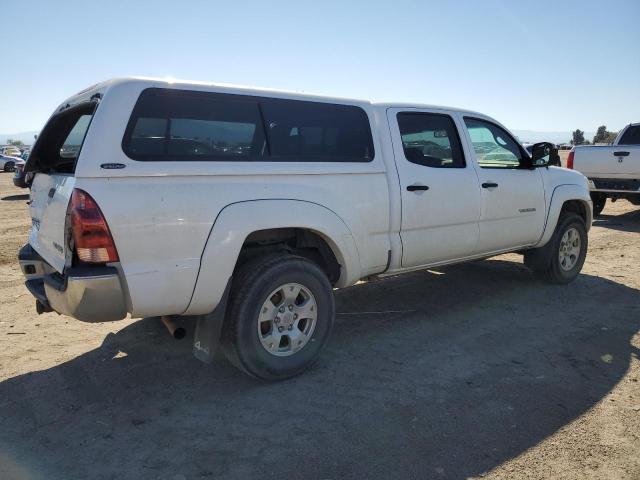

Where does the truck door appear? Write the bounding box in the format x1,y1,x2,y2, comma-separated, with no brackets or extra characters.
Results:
387,108,481,267
461,117,546,252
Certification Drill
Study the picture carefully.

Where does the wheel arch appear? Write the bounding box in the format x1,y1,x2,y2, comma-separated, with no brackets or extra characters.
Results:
238,227,343,285
535,184,593,248
184,199,362,315
560,199,589,224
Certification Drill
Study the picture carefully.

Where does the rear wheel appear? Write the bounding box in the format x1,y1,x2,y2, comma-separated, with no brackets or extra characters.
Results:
4,161,15,172
222,254,334,381
591,193,606,216
524,213,587,284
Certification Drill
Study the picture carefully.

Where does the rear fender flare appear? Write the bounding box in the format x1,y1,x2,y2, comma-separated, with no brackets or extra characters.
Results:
184,199,361,315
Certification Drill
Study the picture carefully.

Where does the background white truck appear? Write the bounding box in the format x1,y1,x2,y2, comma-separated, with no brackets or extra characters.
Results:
20,78,592,380
568,123,640,215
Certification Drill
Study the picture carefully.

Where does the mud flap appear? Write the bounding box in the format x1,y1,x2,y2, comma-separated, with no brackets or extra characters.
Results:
193,279,231,364
524,244,554,271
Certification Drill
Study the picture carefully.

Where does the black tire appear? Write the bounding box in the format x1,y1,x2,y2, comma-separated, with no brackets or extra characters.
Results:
591,193,606,217
4,161,15,172
221,253,335,381
524,213,587,284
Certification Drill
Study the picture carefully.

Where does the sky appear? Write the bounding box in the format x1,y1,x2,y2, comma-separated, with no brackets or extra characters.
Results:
1,0,638,136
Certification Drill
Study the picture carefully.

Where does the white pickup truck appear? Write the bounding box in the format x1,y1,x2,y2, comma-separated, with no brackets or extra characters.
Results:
19,78,592,380
568,123,640,215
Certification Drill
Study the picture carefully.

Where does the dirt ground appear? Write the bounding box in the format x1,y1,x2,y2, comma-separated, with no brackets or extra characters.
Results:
0,170,638,480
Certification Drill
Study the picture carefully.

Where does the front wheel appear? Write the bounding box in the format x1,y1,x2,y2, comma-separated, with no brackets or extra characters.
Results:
4,161,15,172
222,254,335,381
524,213,588,284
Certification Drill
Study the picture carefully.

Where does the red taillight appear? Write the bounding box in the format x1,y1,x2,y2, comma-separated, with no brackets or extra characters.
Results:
567,149,575,169
69,189,119,263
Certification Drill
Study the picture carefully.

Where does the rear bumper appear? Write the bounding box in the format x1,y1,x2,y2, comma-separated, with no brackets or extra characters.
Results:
19,244,127,322
588,177,640,194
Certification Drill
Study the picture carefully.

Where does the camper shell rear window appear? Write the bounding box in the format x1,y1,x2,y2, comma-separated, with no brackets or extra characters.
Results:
122,88,374,163
27,102,97,174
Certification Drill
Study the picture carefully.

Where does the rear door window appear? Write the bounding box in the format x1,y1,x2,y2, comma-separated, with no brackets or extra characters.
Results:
123,89,265,161
397,112,465,168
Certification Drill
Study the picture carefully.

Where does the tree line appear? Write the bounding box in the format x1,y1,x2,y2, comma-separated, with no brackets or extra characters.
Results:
571,126,618,146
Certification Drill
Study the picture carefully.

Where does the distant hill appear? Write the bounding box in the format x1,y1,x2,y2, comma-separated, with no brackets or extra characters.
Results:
513,130,596,145
0,131,40,146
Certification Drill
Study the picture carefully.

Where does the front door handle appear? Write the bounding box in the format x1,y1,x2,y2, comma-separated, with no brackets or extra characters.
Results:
407,184,430,192
482,182,498,189
613,151,630,157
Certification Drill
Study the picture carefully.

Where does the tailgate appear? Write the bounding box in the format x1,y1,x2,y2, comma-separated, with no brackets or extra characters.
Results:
25,101,97,273
574,145,640,178
29,173,75,273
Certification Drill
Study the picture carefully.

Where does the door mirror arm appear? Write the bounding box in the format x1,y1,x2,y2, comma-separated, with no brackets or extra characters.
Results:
518,157,535,170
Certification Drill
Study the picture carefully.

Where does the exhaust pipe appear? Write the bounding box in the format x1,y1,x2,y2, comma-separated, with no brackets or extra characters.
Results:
161,316,186,340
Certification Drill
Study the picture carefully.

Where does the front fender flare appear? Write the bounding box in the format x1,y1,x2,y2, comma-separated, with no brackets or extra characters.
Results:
184,199,361,315
534,184,592,248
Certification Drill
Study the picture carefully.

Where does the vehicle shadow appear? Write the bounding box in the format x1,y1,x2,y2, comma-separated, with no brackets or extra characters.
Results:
593,205,640,233
0,259,638,479
1,194,29,202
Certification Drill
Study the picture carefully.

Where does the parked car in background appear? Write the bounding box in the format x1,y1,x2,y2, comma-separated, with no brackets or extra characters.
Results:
568,123,640,215
0,154,21,172
2,146,23,157
13,157,29,187
13,151,31,187
19,78,592,380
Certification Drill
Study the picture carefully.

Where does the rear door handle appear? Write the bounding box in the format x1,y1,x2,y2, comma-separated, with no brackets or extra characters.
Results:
613,151,630,157
482,182,498,189
406,184,429,192
48,188,56,198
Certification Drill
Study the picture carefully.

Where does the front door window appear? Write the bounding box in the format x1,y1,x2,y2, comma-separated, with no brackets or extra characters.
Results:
464,118,524,168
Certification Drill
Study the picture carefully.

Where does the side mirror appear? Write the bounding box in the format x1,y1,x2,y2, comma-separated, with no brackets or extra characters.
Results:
530,142,559,167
